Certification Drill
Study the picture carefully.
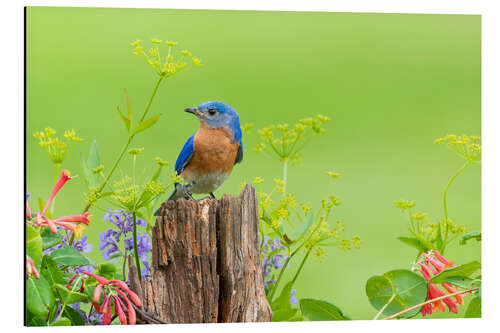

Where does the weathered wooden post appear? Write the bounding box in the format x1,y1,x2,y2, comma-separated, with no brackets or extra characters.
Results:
128,185,272,324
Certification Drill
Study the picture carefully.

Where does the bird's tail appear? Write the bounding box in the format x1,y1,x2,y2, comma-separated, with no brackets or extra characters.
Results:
153,183,184,216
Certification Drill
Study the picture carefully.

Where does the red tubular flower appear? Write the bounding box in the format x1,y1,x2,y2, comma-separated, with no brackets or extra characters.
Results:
26,256,40,279
102,297,112,325
80,271,142,325
82,271,110,285
26,170,91,237
110,279,130,291
26,201,32,220
417,251,465,317
113,295,128,325
116,289,136,325
93,284,103,304
42,170,72,215
66,273,79,289
54,212,91,225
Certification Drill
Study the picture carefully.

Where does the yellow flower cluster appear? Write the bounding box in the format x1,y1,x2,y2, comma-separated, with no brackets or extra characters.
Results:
435,134,481,162
131,39,202,78
254,114,331,163
34,127,84,165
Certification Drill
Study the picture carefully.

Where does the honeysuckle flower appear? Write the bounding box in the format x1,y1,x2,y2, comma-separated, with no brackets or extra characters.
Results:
417,250,465,317
26,256,39,279
69,271,142,325
26,170,91,235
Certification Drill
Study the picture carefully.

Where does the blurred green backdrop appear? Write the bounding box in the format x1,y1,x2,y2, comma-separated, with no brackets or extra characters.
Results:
26,7,480,320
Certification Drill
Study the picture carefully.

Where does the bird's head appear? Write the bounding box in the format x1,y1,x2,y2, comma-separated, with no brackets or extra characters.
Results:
185,101,242,142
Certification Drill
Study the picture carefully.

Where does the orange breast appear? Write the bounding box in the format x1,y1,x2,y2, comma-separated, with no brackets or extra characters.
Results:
181,125,239,179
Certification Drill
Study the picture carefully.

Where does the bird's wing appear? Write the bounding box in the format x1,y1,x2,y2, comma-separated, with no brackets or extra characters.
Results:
175,134,195,174
235,140,243,165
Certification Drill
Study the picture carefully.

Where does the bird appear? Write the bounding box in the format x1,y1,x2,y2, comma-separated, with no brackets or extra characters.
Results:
154,101,243,216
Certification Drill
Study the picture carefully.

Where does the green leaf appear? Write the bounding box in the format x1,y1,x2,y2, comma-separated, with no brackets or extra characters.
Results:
436,221,444,252
63,306,86,326
465,296,481,318
40,227,63,251
51,317,71,326
429,261,481,285
26,275,55,316
300,298,351,321
49,246,91,266
460,231,481,245
86,140,100,189
124,88,133,123
440,276,474,289
290,212,314,241
26,225,42,266
271,281,293,311
54,284,89,304
40,256,64,286
272,308,298,322
116,106,131,133
366,269,428,318
95,262,116,280
397,236,429,253
133,114,161,135
26,312,48,326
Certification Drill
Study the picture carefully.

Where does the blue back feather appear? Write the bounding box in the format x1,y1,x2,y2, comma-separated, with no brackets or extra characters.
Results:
175,134,195,174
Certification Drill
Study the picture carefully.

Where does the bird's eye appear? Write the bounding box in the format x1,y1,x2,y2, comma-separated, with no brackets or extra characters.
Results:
208,108,217,115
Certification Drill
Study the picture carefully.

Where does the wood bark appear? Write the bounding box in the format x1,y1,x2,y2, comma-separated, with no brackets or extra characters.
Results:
128,185,272,324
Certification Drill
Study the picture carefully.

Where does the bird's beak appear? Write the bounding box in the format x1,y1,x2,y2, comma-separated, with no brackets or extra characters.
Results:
184,107,203,117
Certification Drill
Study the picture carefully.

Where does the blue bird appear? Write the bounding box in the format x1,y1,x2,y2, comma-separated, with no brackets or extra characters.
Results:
154,101,243,215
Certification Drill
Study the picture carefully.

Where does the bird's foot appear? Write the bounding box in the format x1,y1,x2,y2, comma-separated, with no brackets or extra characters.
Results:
196,192,217,202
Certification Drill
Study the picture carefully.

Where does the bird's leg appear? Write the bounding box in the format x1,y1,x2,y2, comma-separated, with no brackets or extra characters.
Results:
182,183,195,201
210,192,217,200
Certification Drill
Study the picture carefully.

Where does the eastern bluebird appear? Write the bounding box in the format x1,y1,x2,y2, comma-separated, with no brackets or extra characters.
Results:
154,101,243,215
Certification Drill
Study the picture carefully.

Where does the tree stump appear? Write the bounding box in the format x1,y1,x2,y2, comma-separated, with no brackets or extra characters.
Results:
128,185,272,324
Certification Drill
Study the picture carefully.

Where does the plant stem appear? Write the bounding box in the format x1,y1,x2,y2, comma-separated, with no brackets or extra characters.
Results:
132,211,142,282
383,287,478,320
442,160,472,253
71,77,165,246
373,294,396,320
282,159,288,193
139,77,164,123
290,248,311,285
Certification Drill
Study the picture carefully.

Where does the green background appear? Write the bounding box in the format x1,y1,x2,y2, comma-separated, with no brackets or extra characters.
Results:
26,7,481,320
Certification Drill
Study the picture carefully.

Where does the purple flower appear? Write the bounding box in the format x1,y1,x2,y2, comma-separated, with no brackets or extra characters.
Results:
290,289,298,305
261,237,288,290
43,230,93,256
100,209,152,279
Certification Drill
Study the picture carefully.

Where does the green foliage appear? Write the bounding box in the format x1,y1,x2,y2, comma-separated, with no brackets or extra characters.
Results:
465,296,481,318
428,261,481,285
54,284,89,304
26,225,42,266
49,246,91,266
133,113,161,135
51,317,72,326
94,262,117,280
26,275,55,317
40,227,63,251
460,231,481,245
300,298,351,321
62,306,86,326
40,256,64,286
396,236,430,253
366,269,428,319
